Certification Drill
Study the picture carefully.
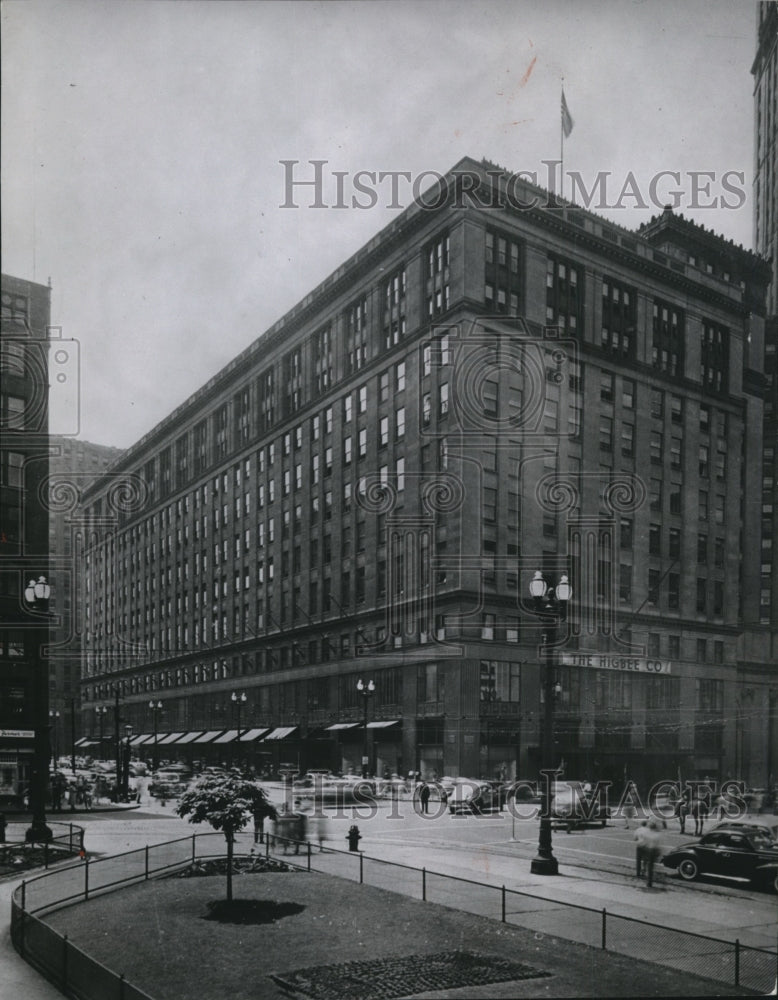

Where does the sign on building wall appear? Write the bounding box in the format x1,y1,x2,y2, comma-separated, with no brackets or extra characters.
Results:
560,654,672,674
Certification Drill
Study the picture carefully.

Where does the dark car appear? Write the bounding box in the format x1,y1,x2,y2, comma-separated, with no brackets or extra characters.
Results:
448,780,502,814
710,820,778,843
550,781,610,831
662,829,778,892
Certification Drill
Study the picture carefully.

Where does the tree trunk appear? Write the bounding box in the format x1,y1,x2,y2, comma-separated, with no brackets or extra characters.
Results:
226,830,233,902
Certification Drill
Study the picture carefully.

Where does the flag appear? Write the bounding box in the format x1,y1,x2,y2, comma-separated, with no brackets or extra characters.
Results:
561,89,574,139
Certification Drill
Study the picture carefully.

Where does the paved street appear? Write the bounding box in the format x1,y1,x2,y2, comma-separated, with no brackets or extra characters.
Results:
2,799,776,999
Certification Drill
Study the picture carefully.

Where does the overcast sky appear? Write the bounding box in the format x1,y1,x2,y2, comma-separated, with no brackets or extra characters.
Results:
1,0,758,449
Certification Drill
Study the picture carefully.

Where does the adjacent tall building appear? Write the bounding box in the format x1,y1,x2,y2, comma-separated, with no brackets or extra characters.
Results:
753,1,778,785
77,159,774,791
48,436,123,764
0,274,52,816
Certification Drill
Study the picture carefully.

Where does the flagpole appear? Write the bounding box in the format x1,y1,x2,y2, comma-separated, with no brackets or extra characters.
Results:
560,77,564,202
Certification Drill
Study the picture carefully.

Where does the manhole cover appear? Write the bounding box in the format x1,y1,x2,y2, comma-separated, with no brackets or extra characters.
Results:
271,950,551,999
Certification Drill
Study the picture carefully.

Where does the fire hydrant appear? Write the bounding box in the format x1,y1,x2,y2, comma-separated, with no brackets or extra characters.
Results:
347,824,361,852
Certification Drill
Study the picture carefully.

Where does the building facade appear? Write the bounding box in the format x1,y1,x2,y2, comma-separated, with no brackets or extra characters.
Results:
78,159,773,792
47,436,123,764
0,274,51,808
753,3,778,645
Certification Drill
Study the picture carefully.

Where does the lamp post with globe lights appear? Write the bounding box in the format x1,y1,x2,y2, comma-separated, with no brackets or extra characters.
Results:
23,576,53,843
357,679,375,778
95,705,108,760
529,570,572,876
149,700,163,770
231,691,247,769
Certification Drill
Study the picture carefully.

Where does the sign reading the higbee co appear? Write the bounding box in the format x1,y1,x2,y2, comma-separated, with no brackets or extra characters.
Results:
560,654,672,674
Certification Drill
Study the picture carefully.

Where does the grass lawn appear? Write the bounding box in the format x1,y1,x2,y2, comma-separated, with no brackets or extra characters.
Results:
41,869,751,999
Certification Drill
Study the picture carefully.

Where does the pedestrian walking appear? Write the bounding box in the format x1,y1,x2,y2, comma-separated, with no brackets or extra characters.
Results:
633,821,649,877
310,812,330,851
419,782,431,815
642,819,664,888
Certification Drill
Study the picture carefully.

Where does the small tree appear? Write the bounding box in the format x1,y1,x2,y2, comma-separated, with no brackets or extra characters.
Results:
176,774,277,901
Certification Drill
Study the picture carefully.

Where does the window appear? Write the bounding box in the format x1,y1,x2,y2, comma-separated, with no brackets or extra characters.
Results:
670,436,682,470
699,444,709,478
652,299,685,376
439,382,449,417
650,388,664,420
649,524,661,556
395,361,406,392
668,573,679,609
479,660,520,702
599,416,613,452
601,278,636,356
600,371,614,403
426,232,450,316
380,416,389,447
650,431,663,464
622,378,635,409
619,564,632,602
382,266,407,348
649,479,662,512
696,578,706,614
395,406,405,439
670,395,683,424
621,423,634,458
696,678,723,712
345,296,368,374
669,527,681,560
700,320,730,393
546,255,583,332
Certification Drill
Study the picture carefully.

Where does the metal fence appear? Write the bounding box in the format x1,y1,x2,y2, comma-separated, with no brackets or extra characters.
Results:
11,832,224,999
266,833,778,995
10,829,778,998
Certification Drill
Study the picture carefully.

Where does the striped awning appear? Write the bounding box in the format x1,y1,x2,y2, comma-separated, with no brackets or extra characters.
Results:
239,727,270,743
262,726,298,741
158,732,186,745
366,720,401,729
213,729,239,744
191,730,225,744
325,722,360,731
173,732,205,744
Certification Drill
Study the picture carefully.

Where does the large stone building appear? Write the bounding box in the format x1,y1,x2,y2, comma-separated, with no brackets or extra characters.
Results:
78,159,773,791
0,274,52,812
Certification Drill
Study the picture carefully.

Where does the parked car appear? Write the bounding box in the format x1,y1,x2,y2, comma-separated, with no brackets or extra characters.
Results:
149,769,188,798
709,819,778,843
550,781,610,831
662,829,778,892
448,779,502,814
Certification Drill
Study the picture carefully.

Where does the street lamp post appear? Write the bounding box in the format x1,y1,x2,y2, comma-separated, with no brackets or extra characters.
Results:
357,679,375,778
49,709,61,771
24,576,52,843
95,705,108,761
121,724,133,802
149,700,163,770
529,570,572,877
231,691,246,770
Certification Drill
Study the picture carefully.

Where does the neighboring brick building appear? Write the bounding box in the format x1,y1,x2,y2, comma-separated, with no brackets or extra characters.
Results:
78,159,773,791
